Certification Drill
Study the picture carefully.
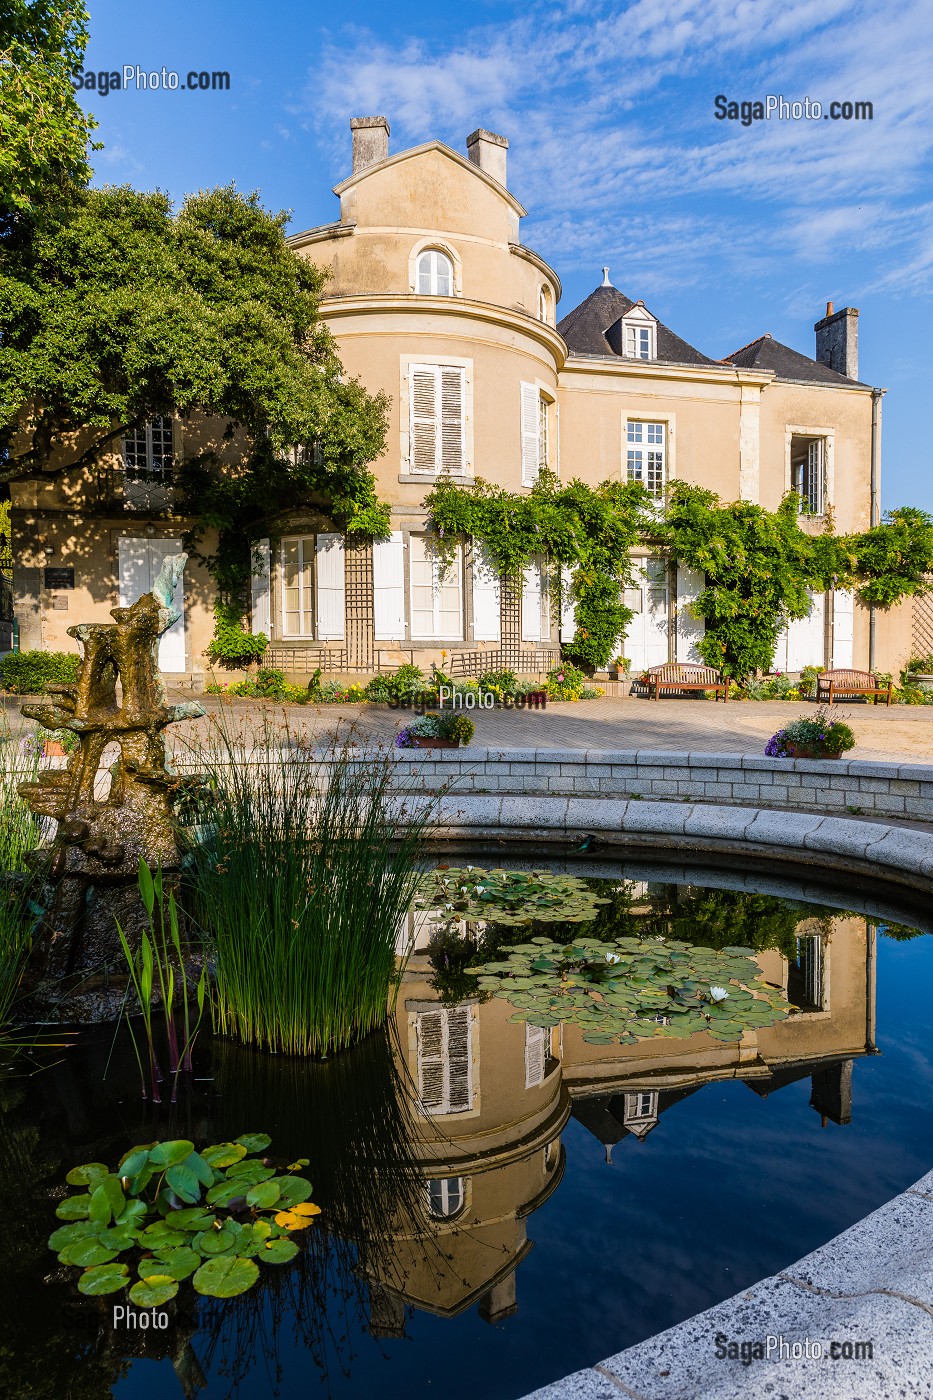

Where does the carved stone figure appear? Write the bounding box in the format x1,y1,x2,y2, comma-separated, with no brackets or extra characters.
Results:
18,555,204,1012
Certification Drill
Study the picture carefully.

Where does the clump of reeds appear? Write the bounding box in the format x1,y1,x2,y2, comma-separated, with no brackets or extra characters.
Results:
0,731,46,1047
116,859,207,1103
185,717,436,1057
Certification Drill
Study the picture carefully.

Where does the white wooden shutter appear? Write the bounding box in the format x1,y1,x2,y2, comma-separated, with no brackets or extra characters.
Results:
676,564,705,663
471,541,500,641
410,366,438,473
416,1006,473,1114
522,557,544,641
521,382,540,485
524,1023,546,1088
250,538,271,636
315,534,345,640
439,367,465,474
832,589,855,668
373,532,406,640
560,564,576,642
785,591,826,672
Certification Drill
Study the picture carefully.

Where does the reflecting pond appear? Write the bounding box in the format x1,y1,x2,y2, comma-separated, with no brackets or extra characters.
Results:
2,857,932,1400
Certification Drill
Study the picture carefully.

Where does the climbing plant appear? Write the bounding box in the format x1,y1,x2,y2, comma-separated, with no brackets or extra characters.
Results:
424,471,650,669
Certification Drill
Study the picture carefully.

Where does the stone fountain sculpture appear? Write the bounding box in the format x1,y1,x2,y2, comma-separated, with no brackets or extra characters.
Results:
18,555,205,1016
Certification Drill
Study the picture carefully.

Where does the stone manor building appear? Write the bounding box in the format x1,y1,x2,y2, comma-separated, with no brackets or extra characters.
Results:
9,116,914,681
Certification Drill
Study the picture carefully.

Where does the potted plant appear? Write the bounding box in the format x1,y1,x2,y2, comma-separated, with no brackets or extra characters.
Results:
904,653,933,693
396,712,475,749
608,655,632,680
765,709,855,760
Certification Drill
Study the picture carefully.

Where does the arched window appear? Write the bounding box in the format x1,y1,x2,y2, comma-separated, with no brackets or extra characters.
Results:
417,249,454,296
425,1176,466,1219
538,285,552,323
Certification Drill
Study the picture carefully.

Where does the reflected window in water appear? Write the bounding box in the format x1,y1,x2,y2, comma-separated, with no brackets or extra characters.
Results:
789,933,825,1010
415,1003,475,1114
425,1176,467,1219
525,1022,547,1088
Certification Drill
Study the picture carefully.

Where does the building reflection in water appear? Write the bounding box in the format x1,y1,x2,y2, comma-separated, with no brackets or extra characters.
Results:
375,880,879,1329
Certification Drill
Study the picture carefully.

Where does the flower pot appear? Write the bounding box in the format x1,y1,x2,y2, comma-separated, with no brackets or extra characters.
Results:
42,740,67,758
412,737,460,749
783,743,841,760
910,673,933,693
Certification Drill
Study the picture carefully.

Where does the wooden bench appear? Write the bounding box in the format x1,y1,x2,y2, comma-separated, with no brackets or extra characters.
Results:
646,662,729,702
816,668,893,706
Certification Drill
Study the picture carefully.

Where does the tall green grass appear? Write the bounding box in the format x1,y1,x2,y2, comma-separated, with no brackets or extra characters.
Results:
0,733,45,1046
186,718,436,1057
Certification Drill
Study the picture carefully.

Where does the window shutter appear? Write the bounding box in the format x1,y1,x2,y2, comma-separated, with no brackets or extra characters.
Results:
521,382,540,485
417,1009,446,1112
524,1023,546,1088
315,534,345,640
410,366,438,473
439,367,465,474
471,541,501,641
808,439,824,514
250,538,271,637
522,557,543,641
373,532,406,640
676,564,705,663
416,1005,473,1114
560,565,576,641
832,589,855,667
445,1005,473,1112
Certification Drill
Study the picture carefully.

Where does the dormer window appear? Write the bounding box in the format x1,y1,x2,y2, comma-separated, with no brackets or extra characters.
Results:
608,304,658,360
417,249,453,296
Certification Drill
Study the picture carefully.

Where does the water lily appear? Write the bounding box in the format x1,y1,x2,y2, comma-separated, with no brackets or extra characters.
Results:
709,986,730,1002
604,952,621,965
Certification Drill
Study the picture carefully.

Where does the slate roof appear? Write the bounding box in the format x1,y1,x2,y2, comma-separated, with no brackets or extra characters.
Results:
557,284,716,366
720,332,865,386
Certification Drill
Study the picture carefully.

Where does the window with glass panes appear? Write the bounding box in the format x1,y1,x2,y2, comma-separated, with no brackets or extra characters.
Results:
409,534,463,639
425,1177,465,1218
123,418,173,482
281,537,315,637
625,324,652,359
626,421,666,495
416,249,453,296
791,436,826,515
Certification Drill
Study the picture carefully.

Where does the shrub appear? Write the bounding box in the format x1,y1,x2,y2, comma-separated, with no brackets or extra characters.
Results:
206,601,268,669
799,665,821,698
364,663,424,704
580,685,604,699
478,669,517,694
905,652,933,674
0,650,80,694
446,714,475,744
187,724,437,1057
546,662,585,701
0,736,45,1048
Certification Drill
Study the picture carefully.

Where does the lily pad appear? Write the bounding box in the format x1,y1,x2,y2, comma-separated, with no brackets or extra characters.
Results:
236,1133,272,1153
148,1140,195,1169
193,1254,259,1298
56,1195,92,1221
195,1226,238,1256
144,1247,200,1281
65,1163,109,1188
259,1238,300,1265
129,1275,178,1307
165,1164,201,1204
246,1181,281,1209
77,1263,129,1296
201,1142,248,1168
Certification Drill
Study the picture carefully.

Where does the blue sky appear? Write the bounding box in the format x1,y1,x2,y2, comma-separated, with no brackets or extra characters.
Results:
78,0,933,511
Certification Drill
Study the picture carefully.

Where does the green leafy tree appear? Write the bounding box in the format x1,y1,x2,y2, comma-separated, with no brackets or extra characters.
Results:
849,507,933,607
0,1,99,215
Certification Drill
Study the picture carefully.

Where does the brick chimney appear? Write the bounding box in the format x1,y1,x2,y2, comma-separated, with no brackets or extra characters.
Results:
350,116,390,174
814,301,859,379
466,128,508,186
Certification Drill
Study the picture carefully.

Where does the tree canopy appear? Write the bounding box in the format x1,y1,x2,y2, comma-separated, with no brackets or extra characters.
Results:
0,1,98,215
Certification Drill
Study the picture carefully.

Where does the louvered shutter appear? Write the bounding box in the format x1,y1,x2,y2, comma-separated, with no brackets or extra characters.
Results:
439,367,465,474
417,1010,445,1112
521,382,540,485
250,538,271,637
832,589,854,667
560,564,576,642
471,541,501,641
410,366,438,473
373,532,406,640
445,1005,473,1112
676,565,705,663
522,557,543,641
315,534,345,640
524,1023,546,1088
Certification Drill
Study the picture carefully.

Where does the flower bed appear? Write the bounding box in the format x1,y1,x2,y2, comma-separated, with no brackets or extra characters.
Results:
395,712,475,748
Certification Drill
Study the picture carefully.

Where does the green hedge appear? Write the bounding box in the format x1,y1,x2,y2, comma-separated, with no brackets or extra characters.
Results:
0,650,81,693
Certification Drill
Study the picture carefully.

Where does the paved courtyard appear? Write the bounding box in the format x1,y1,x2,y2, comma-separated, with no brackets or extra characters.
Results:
158,692,933,765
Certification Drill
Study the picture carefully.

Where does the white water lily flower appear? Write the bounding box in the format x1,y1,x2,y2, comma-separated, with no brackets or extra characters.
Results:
709,986,730,1002
604,952,621,965
444,903,454,910
466,865,474,871
475,886,486,894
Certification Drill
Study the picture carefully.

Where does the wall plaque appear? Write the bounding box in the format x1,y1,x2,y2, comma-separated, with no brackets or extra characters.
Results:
44,567,75,590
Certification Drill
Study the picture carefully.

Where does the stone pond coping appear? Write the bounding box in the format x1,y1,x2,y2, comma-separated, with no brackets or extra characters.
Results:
520,1166,933,1400
386,747,933,823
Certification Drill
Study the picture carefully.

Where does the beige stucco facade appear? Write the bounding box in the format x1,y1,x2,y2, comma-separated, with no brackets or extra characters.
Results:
6,117,916,681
